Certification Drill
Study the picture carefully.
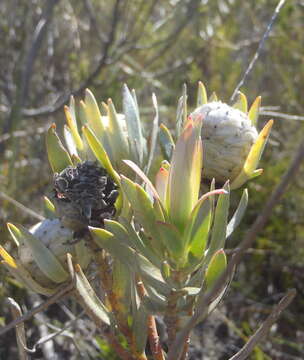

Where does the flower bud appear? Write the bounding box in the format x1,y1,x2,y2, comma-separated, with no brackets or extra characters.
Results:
190,101,258,184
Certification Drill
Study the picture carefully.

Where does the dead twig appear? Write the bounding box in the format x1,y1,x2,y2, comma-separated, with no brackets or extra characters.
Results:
7,298,29,360
229,289,296,360
230,0,287,102
0,281,74,337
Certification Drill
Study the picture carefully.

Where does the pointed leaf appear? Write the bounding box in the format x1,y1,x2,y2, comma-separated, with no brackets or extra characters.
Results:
107,99,129,164
176,85,187,137
205,183,230,265
209,91,218,102
197,81,208,107
167,119,202,230
156,221,184,263
46,124,73,173
73,263,110,326
159,123,175,160
226,189,248,238
248,96,261,126
155,167,169,205
63,125,78,156
90,227,136,267
84,89,105,139
184,189,227,256
232,91,248,113
64,105,84,151
119,217,162,268
123,161,160,201
7,223,69,283
75,240,91,270
145,93,159,174
43,196,55,219
122,84,144,164
205,249,227,291
231,120,273,189
133,303,149,353
82,125,120,183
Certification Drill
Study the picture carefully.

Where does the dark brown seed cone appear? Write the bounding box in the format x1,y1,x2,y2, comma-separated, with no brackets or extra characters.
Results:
53,161,119,232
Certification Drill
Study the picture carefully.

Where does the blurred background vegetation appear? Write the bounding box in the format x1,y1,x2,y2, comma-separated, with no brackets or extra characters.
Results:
0,0,303,359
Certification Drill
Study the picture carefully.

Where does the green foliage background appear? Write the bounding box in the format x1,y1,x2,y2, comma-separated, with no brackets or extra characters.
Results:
0,0,303,358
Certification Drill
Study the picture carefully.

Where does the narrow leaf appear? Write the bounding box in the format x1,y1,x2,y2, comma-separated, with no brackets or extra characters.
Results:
73,263,111,326
231,120,273,189
46,124,73,173
205,183,230,265
64,105,84,151
159,123,175,161
205,249,227,291
167,119,202,230
82,125,120,184
123,84,144,164
232,91,248,113
8,223,69,284
248,96,261,126
197,81,208,107
226,189,248,238
145,93,159,174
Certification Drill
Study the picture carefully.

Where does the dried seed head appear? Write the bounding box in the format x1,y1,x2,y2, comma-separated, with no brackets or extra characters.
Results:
53,161,119,232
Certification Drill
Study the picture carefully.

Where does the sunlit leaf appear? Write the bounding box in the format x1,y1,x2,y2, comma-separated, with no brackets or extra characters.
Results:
197,81,208,106
46,124,73,173
248,96,261,126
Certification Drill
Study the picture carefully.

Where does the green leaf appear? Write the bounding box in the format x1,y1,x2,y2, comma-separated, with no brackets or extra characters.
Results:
75,240,91,270
226,188,248,238
112,260,131,312
159,123,175,160
0,246,55,295
64,105,84,151
7,223,69,283
156,221,185,263
232,91,248,113
205,183,230,265
133,303,149,353
120,177,156,230
119,218,162,268
107,99,130,165
176,84,187,137
167,119,202,231
145,93,159,175
84,89,105,139
43,196,55,219
46,124,73,173
231,120,273,189
209,91,218,102
63,125,78,157
72,263,111,326
248,96,261,126
122,84,144,165
185,189,227,260
82,124,120,184
136,254,171,297
90,227,136,267
197,81,208,106
205,249,227,291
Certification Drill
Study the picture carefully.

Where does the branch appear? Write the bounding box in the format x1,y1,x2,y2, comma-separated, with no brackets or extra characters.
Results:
0,191,45,221
228,289,296,360
0,281,74,337
7,298,29,360
230,0,287,102
22,0,122,118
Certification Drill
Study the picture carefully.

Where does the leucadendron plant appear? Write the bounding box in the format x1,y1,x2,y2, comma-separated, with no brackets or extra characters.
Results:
1,83,274,360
